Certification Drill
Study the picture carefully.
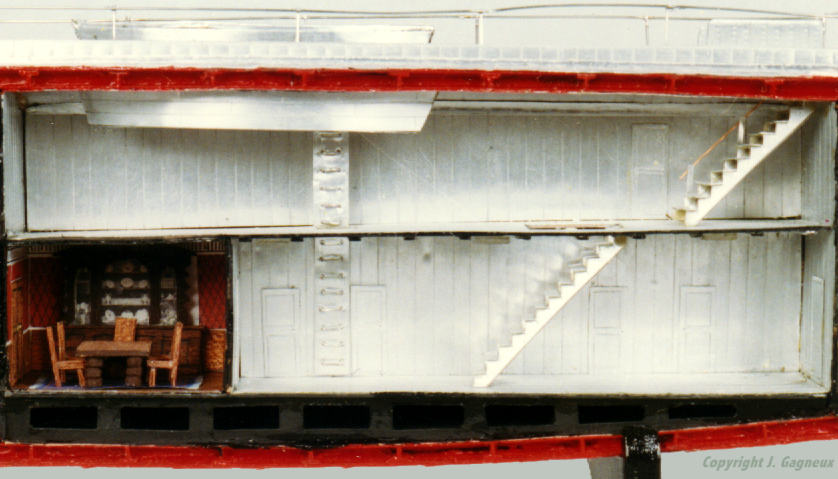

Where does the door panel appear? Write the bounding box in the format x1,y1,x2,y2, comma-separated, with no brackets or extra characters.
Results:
350,286,386,376
261,288,301,377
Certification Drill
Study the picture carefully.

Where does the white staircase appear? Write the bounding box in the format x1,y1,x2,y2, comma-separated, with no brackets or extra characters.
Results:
673,106,814,226
474,235,626,388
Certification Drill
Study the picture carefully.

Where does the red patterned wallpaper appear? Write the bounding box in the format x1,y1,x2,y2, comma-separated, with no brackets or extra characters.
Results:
28,256,62,328
197,254,227,329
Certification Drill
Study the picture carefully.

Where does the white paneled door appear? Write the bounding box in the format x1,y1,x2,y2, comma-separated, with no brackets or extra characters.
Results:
261,288,301,377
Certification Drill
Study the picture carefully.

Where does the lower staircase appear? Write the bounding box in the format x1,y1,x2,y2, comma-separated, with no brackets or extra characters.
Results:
474,235,626,387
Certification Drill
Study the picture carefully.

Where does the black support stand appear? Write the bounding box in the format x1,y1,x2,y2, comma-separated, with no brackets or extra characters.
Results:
623,426,661,479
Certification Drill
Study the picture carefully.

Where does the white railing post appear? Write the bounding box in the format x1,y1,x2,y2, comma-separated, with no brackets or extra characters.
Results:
295,11,301,42
822,15,827,48
475,12,484,45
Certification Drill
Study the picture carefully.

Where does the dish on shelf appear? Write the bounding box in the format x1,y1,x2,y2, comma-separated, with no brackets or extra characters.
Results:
103,309,116,325
119,310,135,319
103,280,115,289
136,309,149,325
137,279,149,289
120,277,134,289
110,297,145,306
120,262,134,274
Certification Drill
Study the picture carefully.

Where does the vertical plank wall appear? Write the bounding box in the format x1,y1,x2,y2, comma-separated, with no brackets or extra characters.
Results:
24,111,803,231
25,115,312,230
349,111,802,224
799,107,836,386
237,234,801,379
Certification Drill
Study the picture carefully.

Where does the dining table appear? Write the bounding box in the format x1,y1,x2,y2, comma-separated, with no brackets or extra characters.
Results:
75,339,152,387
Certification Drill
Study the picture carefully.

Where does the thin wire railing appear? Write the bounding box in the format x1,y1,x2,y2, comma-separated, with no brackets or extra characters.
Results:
0,3,836,45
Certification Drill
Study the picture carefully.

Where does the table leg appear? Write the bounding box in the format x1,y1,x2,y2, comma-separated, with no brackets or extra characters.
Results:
85,357,103,388
125,357,143,387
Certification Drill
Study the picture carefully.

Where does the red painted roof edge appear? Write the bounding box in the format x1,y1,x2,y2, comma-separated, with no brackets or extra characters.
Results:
2,67,838,100
1,416,836,468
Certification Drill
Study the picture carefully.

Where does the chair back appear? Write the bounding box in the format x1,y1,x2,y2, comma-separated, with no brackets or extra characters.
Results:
170,322,183,362
114,317,137,342
45,326,59,368
56,321,68,360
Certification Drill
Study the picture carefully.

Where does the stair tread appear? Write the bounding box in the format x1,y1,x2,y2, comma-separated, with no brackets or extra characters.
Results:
478,237,630,387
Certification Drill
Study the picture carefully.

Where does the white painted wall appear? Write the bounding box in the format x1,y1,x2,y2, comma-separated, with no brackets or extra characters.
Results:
24,109,804,231
236,234,803,385
25,115,312,230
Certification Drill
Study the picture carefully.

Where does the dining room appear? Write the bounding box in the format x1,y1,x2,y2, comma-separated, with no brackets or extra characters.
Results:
5,241,228,394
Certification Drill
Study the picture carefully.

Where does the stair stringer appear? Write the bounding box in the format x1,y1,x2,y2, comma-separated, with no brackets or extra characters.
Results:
473,236,627,388
673,106,814,226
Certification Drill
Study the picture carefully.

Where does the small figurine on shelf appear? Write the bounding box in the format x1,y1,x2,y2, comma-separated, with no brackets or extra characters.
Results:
74,302,89,325
160,303,177,326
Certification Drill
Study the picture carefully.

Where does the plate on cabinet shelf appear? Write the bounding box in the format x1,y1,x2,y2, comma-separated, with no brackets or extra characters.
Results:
109,297,147,306
103,280,115,289
120,277,134,288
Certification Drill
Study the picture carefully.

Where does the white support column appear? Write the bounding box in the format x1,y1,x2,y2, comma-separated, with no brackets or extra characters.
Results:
3,93,26,233
313,132,349,229
314,236,351,375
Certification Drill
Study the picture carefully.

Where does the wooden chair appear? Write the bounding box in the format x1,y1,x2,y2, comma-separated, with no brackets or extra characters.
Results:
114,316,137,342
147,322,183,387
46,324,85,388
55,321,79,383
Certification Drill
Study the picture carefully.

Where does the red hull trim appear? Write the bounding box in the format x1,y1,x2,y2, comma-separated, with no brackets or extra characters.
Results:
1,416,836,468
2,67,838,100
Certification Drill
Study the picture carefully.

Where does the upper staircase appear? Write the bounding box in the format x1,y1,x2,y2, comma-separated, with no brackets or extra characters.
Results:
474,235,626,387
673,106,814,226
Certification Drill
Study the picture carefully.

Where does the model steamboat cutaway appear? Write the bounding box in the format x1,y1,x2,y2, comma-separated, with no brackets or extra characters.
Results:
1,4,838,477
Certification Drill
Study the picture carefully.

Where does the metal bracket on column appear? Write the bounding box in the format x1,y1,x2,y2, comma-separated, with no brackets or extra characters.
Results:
313,132,349,229
623,426,661,479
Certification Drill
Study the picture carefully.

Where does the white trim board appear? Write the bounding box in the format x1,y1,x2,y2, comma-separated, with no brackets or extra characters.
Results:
8,219,827,241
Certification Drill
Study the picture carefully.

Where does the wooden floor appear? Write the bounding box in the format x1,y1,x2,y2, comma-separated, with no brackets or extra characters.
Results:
12,370,224,395
234,372,827,396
